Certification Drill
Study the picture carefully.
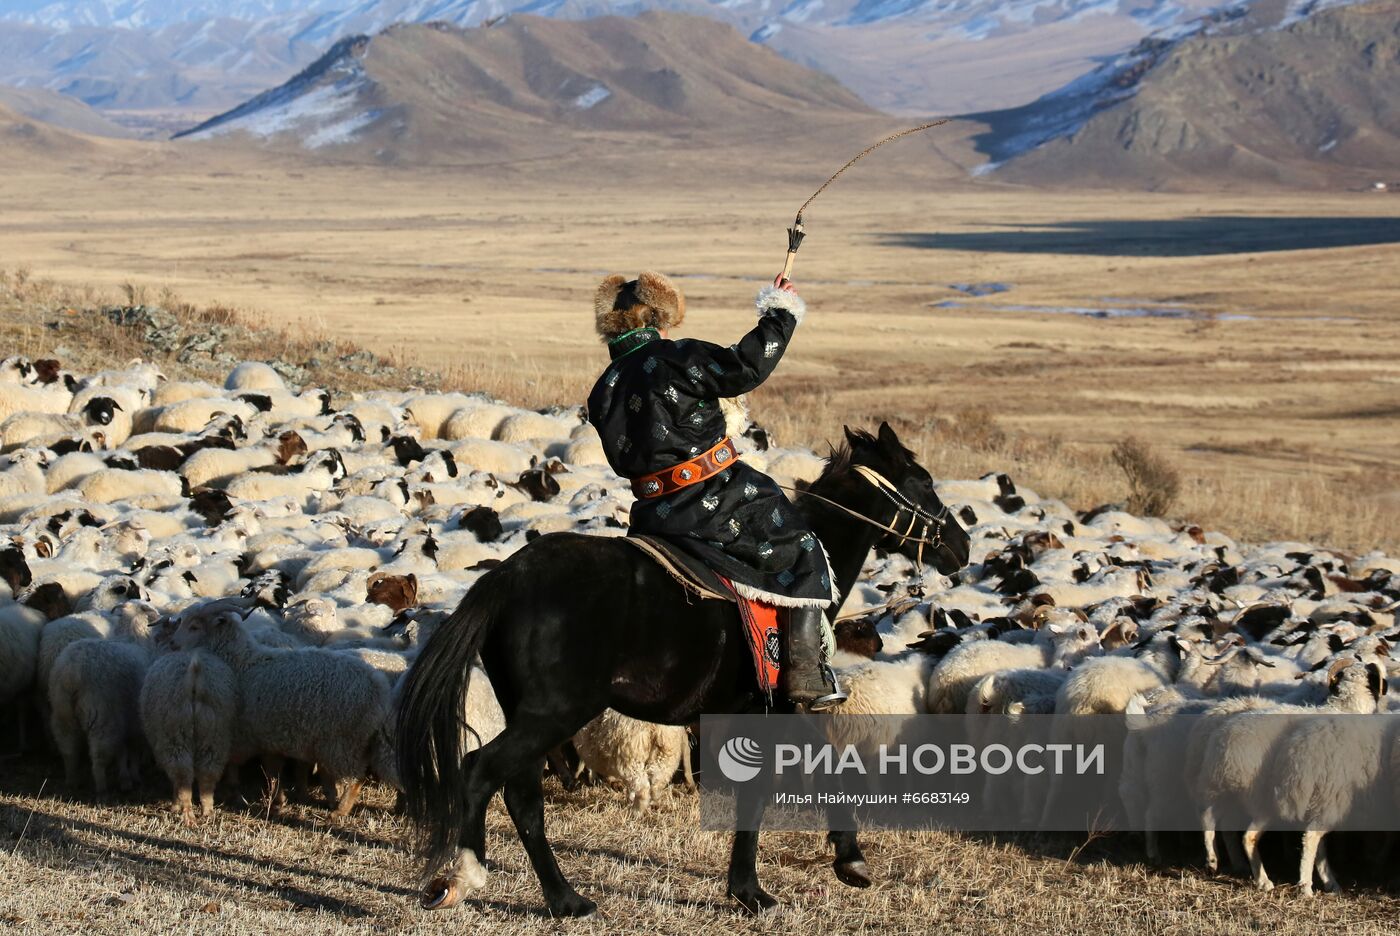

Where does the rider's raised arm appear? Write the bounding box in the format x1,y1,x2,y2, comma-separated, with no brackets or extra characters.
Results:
680,284,807,398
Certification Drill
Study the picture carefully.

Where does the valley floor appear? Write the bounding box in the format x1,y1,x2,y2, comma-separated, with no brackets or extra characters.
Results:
2,148,1398,552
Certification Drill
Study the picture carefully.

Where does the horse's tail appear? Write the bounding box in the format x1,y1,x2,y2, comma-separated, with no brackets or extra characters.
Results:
396,565,507,878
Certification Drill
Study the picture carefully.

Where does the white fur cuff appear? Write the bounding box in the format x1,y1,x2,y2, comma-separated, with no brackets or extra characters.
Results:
755,284,806,325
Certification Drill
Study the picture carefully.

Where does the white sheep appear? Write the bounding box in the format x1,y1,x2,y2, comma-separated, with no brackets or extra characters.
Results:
1037,634,1218,826
152,379,224,407
0,383,72,423
47,602,160,793
1191,658,1385,887
77,467,184,505
151,398,257,435
462,664,506,752
181,445,279,489
405,393,480,440
244,388,331,420
562,432,607,468
139,649,238,825
573,709,691,812
0,356,36,385
1054,633,1214,717
293,415,366,452
225,362,287,393
86,360,165,394
927,617,1100,714
492,410,573,444
966,667,1068,716
336,399,403,441
1121,692,1218,864
224,450,345,506
0,412,87,453
439,401,514,441
166,604,398,816
1262,675,1389,896
68,386,142,446
763,450,827,485
44,450,109,493
294,547,382,591
282,598,341,645
825,652,934,755
0,449,48,499
447,438,533,476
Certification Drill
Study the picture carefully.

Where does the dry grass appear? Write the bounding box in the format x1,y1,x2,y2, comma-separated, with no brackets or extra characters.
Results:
1112,437,1181,518
0,269,441,399
4,264,1396,555
4,757,1400,936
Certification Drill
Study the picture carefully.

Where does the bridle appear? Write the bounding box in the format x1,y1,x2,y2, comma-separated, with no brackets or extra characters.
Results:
778,464,952,572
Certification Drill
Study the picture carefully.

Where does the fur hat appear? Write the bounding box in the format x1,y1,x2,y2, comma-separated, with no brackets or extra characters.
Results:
594,272,685,341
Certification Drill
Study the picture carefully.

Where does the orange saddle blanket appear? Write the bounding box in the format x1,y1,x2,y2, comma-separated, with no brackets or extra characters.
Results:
719,578,781,695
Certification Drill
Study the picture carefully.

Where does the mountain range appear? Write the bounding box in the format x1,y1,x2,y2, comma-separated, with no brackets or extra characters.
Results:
971,0,1399,187
0,1,1394,188
0,0,1248,118
172,13,884,165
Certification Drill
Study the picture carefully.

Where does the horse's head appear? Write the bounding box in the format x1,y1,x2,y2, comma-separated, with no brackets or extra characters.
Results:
833,422,971,576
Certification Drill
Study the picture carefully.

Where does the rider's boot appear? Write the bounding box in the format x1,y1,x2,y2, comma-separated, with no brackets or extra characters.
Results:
781,606,847,712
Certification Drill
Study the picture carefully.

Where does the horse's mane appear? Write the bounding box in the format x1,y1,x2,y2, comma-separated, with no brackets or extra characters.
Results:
811,428,876,488
813,427,914,487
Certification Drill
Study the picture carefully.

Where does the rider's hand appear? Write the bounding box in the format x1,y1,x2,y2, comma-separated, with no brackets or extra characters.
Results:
773,274,798,294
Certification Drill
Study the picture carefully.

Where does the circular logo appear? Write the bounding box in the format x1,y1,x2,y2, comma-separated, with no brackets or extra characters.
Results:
717,736,764,783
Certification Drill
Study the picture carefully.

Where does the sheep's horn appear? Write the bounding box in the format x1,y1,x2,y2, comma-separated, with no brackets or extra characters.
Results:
1201,644,1242,666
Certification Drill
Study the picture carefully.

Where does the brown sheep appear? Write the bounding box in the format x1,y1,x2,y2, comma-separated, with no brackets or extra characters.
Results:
367,573,418,613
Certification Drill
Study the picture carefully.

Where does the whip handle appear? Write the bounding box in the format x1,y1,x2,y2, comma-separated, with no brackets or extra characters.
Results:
780,218,806,282
780,250,798,281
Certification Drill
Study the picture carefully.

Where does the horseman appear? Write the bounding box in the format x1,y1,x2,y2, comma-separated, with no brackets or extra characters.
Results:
587,271,846,711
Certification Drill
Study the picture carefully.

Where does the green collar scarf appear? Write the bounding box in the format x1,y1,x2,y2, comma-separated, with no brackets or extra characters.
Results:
608,327,661,361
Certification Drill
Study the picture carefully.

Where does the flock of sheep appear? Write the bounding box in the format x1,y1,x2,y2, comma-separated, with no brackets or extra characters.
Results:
1,352,1398,901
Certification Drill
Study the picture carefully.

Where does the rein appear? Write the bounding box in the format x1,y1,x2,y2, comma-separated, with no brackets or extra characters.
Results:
776,464,951,572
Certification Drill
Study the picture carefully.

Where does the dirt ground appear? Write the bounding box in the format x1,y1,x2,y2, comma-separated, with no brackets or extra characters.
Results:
3,757,1400,936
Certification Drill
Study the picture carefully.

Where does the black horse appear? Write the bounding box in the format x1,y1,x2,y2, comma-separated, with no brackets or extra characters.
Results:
396,423,971,917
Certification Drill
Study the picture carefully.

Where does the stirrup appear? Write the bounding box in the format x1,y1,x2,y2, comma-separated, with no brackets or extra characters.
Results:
801,666,847,713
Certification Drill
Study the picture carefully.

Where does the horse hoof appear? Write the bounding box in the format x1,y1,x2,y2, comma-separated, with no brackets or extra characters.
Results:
547,894,597,918
834,860,872,889
421,877,462,911
727,887,779,915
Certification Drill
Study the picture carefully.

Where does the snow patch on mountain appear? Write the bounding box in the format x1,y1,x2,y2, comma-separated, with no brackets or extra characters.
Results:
780,0,826,23
750,22,782,41
1279,0,1356,25
572,83,611,109
176,33,375,147
970,0,1259,167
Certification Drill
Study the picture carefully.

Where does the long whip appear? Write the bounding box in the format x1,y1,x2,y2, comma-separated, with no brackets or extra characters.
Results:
779,119,949,281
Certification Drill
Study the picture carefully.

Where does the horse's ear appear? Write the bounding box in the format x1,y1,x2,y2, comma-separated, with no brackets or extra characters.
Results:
843,425,860,447
877,421,901,452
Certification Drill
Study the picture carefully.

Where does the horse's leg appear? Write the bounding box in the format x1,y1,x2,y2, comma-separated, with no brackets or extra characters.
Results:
503,760,596,918
727,771,777,913
429,714,593,914
827,829,872,888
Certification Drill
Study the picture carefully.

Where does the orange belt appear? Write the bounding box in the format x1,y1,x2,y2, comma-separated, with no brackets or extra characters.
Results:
632,437,740,499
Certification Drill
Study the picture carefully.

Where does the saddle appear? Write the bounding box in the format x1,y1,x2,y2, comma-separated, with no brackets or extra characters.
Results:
622,535,781,694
